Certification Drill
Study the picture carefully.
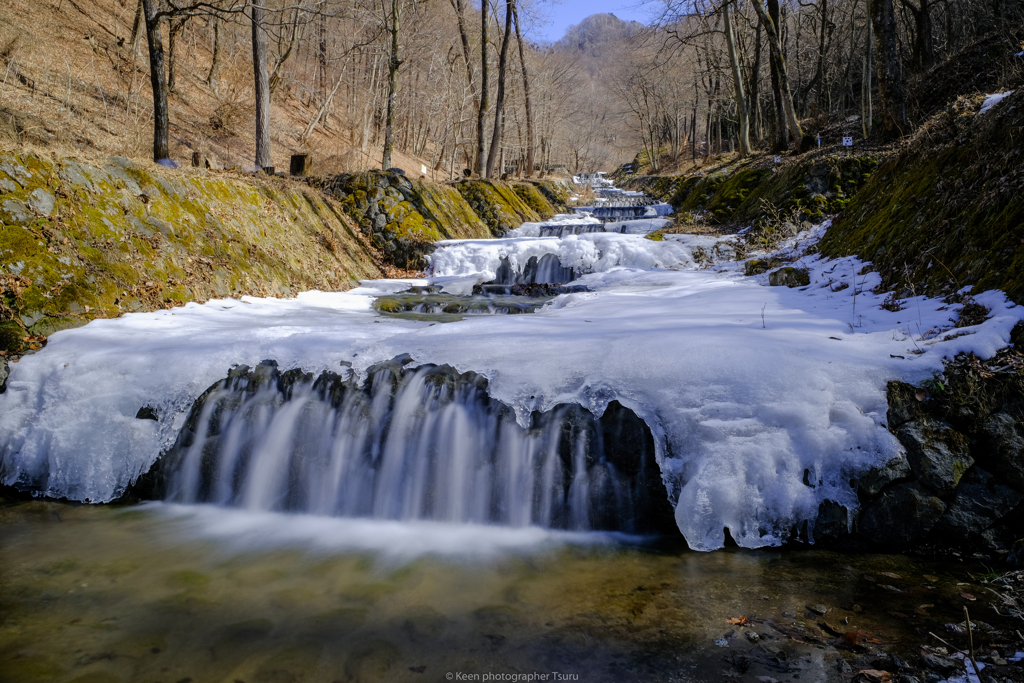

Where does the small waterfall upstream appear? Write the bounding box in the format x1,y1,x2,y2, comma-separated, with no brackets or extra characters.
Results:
135,358,676,534
492,253,576,285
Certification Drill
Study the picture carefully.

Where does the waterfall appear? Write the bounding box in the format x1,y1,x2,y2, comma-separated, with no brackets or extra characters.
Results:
492,254,576,285
134,359,676,534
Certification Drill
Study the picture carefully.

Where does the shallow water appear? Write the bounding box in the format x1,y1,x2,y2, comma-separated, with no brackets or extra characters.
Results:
1,501,1015,683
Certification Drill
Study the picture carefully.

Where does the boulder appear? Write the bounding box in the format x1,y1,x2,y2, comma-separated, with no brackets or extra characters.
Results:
1008,539,1024,568
931,468,1024,545
858,482,946,546
895,419,972,496
857,451,912,498
745,258,781,276
768,267,811,287
813,500,850,541
980,412,1024,491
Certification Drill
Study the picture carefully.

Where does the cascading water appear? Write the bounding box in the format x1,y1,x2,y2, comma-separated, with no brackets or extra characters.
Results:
492,253,576,285
135,358,677,534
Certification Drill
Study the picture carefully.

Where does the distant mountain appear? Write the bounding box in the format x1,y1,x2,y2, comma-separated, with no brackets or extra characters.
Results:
555,13,644,56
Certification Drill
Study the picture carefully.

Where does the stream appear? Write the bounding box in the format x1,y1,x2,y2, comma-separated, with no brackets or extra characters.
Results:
2,181,1023,682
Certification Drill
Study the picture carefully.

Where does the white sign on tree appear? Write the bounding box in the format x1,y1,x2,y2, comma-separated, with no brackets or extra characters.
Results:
842,137,854,146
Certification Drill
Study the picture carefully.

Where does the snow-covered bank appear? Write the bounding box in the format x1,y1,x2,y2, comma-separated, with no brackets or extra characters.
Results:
1,227,1021,550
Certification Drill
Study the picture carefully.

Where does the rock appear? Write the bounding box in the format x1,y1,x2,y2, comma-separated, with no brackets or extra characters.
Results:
0,356,8,393
814,499,851,541
1008,539,1024,568
745,631,760,643
886,380,929,429
713,637,729,647
931,468,1024,544
1,198,30,222
895,420,972,496
857,452,912,497
745,258,780,276
768,267,811,287
858,482,946,545
920,652,958,673
979,412,1024,491
27,188,55,216
807,604,828,615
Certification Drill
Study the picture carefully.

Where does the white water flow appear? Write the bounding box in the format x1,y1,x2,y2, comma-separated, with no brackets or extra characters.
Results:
156,361,673,533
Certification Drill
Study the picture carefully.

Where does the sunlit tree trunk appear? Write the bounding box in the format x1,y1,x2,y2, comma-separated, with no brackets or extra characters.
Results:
382,0,402,170
486,0,513,178
142,0,170,162
252,1,272,169
724,0,751,155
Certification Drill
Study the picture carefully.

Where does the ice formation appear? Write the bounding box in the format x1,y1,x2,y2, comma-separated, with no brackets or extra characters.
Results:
2,215,1022,550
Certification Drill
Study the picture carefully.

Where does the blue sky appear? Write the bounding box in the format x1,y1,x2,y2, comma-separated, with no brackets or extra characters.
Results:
523,0,661,42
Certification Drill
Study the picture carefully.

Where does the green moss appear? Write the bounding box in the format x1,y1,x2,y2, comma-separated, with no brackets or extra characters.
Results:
512,183,556,219
820,93,1024,300
455,179,541,236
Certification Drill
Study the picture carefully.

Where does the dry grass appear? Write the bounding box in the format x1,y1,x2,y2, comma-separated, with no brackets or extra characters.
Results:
0,0,433,174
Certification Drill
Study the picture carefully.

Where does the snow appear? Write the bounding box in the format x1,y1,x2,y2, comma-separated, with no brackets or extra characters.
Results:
979,91,1013,114
2,224,1022,551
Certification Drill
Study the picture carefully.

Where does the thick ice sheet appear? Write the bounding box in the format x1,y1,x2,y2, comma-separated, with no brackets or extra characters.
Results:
2,227,1022,550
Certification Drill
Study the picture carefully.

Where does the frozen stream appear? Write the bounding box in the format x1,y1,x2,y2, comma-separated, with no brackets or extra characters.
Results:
1,209,1023,551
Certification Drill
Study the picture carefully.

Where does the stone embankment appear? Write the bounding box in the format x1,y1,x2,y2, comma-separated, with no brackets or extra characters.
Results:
0,150,575,364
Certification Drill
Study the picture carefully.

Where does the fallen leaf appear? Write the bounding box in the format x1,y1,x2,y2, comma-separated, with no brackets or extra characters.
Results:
915,604,934,616
726,616,749,625
960,592,976,601
854,669,892,682
880,572,902,580
887,611,909,619
923,575,940,583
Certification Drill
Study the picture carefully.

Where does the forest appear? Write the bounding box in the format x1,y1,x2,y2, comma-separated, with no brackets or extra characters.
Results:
3,0,1019,178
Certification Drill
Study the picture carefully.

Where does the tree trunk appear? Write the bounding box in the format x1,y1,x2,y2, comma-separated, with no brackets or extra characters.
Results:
767,0,789,151
207,18,222,93
381,0,402,170
752,0,806,148
142,0,170,162
511,1,534,178
270,6,302,93
862,0,873,138
168,17,184,93
318,13,327,100
724,1,751,155
477,0,489,176
251,1,272,169
130,0,145,58
900,0,934,70
485,0,513,178
870,0,910,137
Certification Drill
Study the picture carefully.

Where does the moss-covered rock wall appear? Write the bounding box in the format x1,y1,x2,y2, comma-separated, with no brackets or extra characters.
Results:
313,171,491,269
455,179,543,235
819,92,1024,302
0,151,382,355
620,155,879,226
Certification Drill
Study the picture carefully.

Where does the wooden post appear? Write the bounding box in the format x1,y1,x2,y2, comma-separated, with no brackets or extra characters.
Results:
192,151,202,168
290,154,310,176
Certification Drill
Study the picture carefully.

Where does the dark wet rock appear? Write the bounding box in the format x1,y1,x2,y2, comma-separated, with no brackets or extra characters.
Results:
135,406,159,421
768,267,811,287
920,651,958,673
1008,539,1024,568
0,356,8,394
895,420,972,496
814,500,851,541
931,468,1024,544
980,412,1024,491
858,483,946,545
857,452,913,498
